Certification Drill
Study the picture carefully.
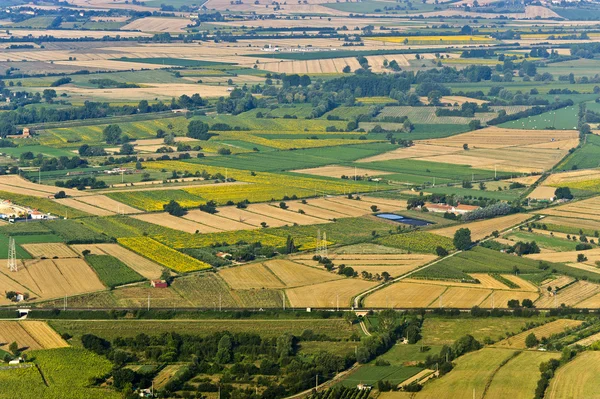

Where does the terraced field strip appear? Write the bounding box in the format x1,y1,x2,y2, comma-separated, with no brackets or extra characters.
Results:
494,319,584,349
285,278,377,308
132,212,223,234
19,321,69,349
21,243,78,258
431,213,532,241
76,195,142,214
54,198,116,216
245,203,329,225
263,259,342,287
0,321,67,351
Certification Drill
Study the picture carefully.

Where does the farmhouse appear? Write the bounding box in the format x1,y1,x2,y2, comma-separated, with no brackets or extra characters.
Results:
425,203,480,215
151,280,168,288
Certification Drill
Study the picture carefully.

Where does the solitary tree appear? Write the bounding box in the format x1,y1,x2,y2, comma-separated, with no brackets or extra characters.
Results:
453,228,472,250
525,333,539,348
163,200,186,217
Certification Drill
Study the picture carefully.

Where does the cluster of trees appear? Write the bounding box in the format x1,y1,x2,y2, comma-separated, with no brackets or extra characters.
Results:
18,153,88,172
83,328,355,399
462,202,515,222
55,176,107,190
422,335,482,376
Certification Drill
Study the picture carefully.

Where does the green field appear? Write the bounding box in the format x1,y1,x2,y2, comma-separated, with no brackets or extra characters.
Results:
504,231,581,252
421,317,536,345
412,247,544,280
49,318,358,343
500,105,579,130
558,134,600,171
376,231,454,254
84,254,145,288
40,117,189,147
0,348,119,399
363,159,508,184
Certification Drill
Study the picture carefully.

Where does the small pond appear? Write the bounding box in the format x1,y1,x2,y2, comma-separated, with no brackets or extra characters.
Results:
375,213,431,226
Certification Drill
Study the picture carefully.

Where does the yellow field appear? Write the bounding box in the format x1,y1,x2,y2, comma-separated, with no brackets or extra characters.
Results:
22,243,78,258
431,213,531,240
0,321,68,351
285,278,376,308
547,351,600,399
494,319,583,349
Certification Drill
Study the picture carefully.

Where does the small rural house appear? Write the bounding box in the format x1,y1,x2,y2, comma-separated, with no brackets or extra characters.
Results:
357,384,372,391
151,280,168,288
9,357,23,365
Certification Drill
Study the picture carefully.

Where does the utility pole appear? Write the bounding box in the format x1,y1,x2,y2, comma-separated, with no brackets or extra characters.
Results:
315,374,318,391
282,292,286,311
64,295,67,311
219,293,222,311
147,294,150,311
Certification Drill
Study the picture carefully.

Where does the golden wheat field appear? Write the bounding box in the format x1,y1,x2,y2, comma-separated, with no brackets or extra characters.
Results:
432,213,531,240
21,243,78,258
0,321,68,351
494,319,584,349
285,278,377,308
535,196,600,221
547,351,600,399
364,282,447,308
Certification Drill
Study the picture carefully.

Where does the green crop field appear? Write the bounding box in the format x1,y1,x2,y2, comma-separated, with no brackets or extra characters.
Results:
500,105,580,130
363,159,507,184
0,348,119,399
412,247,544,280
49,318,358,343
85,254,145,288
376,231,454,254
196,115,348,132
43,219,112,244
421,317,537,345
504,231,581,252
558,134,600,171
40,117,189,147
376,106,498,125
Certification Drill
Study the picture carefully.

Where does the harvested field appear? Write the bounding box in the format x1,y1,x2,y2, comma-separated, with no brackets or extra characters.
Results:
113,285,188,308
0,321,68,351
545,169,600,186
0,176,82,197
0,258,105,301
528,185,558,200
22,243,78,258
571,331,600,347
470,274,515,290
132,213,221,234
434,287,492,308
326,197,405,213
47,84,230,101
293,165,393,178
535,196,600,222
70,243,164,280
245,203,328,225
282,201,345,220
547,351,600,399
364,282,446,308
526,248,600,264
287,198,367,217
263,259,341,287
479,290,540,308
575,292,600,308
184,209,253,231
153,365,184,390
431,213,531,240
219,263,285,290
495,319,584,349
54,198,115,216
76,195,142,214
285,278,376,308
356,144,459,163
541,275,575,291
418,127,578,148
121,17,192,32
216,206,289,228
535,281,600,308
295,253,436,277
502,275,539,292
